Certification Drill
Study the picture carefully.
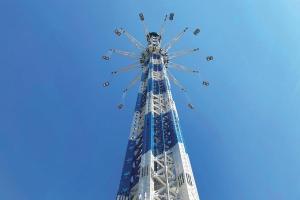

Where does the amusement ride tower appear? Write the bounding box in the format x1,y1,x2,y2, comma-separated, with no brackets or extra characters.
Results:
102,13,213,200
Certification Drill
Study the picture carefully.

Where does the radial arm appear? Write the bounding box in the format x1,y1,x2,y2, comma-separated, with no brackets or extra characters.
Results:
159,14,168,36
111,63,139,75
120,28,145,50
167,71,186,92
168,48,199,60
110,49,139,59
164,27,188,52
139,13,149,37
123,74,141,93
169,62,199,74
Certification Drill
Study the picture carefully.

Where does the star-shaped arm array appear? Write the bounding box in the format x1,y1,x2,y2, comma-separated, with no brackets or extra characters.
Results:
101,12,213,110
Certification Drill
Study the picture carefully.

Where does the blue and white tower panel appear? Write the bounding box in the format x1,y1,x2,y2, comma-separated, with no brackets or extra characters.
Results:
116,31,200,200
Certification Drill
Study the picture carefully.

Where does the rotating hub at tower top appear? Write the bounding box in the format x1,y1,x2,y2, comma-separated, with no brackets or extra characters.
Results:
140,32,169,67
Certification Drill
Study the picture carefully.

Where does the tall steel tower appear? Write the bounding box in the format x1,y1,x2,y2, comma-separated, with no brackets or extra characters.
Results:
102,13,213,200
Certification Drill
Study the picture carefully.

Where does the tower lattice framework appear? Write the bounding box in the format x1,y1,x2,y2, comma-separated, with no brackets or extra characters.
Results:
115,30,201,200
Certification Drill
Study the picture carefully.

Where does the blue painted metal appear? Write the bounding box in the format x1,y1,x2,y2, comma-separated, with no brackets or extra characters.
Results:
134,90,147,113
116,53,186,198
117,139,136,196
143,112,154,154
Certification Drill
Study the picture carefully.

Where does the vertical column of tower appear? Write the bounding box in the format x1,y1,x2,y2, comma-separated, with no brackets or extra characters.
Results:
151,54,179,199
116,67,149,200
136,55,157,200
163,67,200,200
147,54,200,200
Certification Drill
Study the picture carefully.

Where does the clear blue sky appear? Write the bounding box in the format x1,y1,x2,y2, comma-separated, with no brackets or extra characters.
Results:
1,0,300,199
